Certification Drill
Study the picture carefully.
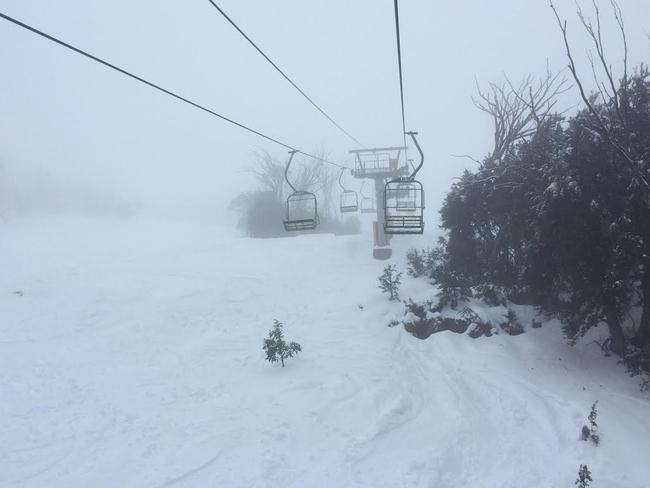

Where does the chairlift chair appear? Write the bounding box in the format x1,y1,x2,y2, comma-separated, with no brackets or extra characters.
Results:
384,132,425,235
338,168,359,213
394,182,417,212
283,151,320,232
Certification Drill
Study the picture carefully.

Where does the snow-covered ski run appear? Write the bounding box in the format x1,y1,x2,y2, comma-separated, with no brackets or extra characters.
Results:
2,217,649,487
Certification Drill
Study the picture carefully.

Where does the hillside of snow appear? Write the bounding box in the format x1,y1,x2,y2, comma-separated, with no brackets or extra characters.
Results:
2,217,649,488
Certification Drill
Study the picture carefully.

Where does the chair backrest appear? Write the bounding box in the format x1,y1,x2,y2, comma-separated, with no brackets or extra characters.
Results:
340,190,359,213
384,179,424,234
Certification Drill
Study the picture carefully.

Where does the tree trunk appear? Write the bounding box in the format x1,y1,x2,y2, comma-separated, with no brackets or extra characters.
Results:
606,310,627,355
636,271,650,347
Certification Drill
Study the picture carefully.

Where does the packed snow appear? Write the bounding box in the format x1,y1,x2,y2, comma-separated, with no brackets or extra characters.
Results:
2,217,649,487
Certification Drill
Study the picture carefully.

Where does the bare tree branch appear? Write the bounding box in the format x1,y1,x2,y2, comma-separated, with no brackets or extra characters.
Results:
550,0,650,192
452,154,482,165
474,68,567,163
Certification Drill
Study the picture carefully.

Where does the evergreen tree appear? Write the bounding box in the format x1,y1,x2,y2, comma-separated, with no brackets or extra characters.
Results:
379,264,402,301
263,320,301,367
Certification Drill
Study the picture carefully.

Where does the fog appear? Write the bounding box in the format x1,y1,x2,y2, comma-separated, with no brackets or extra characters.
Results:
1,0,649,224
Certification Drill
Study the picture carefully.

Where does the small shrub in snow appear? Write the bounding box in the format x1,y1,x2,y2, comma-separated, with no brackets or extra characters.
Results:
263,320,301,367
531,319,543,329
575,464,593,487
379,264,402,301
580,401,600,446
500,309,524,336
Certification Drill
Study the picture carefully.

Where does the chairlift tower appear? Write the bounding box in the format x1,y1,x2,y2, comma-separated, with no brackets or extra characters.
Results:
350,146,409,260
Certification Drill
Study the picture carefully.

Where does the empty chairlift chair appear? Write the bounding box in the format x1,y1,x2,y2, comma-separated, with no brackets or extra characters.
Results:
283,150,320,232
384,132,425,234
339,168,359,213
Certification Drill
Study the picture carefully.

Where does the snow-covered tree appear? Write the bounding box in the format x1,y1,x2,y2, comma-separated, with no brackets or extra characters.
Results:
263,320,301,367
438,64,650,357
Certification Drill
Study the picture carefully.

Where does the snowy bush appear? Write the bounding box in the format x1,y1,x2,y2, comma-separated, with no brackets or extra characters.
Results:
499,309,524,336
460,307,495,339
378,264,402,301
401,299,437,339
263,320,301,367
580,401,600,446
400,299,469,339
575,464,593,487
434,67,650,358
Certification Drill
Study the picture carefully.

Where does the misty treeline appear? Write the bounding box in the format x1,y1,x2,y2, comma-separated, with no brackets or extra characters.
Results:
418,1,650,379
0,161,138,220
230,151,360,238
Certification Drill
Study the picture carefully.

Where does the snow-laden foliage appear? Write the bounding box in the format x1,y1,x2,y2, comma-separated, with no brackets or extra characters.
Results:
500,309,524,336
437,67,650,362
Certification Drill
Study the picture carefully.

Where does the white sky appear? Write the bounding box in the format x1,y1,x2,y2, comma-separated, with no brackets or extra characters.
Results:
1,0,649,220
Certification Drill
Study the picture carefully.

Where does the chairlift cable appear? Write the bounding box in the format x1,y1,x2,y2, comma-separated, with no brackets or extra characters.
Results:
0,11,352,171
206,0,366,149
393,0,409,154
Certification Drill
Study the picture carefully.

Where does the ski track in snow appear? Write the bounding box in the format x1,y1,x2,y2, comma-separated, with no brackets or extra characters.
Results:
1,217,650,488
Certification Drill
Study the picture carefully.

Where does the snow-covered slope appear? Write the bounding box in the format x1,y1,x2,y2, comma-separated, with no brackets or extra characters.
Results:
1,217,649,488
